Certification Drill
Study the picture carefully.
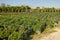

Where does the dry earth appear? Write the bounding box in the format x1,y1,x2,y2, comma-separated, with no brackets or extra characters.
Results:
40,28,60,40
31,28,60,40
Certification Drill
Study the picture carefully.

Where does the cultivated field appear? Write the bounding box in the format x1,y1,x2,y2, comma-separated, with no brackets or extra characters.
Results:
0,12,60,40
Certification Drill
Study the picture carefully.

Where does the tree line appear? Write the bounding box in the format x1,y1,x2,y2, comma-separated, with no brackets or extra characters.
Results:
0,3,60,12
0,6,31,12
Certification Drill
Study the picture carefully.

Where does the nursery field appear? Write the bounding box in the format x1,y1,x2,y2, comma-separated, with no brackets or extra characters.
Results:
0,12,60,40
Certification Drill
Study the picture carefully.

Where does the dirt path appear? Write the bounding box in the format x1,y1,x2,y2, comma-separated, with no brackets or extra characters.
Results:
40,28,60,40
31,28,60,40
32,22,60,40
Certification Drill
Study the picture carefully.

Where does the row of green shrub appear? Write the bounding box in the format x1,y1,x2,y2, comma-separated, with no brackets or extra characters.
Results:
0,12,60,40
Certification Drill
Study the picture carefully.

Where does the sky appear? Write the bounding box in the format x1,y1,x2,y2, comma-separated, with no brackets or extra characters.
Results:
0,0,60,8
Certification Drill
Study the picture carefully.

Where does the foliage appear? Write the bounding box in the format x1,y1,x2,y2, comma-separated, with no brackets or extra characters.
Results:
0,12,60,40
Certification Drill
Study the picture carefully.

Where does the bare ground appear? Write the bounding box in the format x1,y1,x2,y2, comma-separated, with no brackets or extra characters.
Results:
40,28,60,40
31,28,60,40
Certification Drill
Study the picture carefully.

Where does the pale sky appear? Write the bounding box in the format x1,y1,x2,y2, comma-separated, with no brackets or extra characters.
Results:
0,0,60,8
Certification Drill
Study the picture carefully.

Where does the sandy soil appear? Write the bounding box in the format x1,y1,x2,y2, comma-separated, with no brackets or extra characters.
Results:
40,28,60,40
31,28,60,40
